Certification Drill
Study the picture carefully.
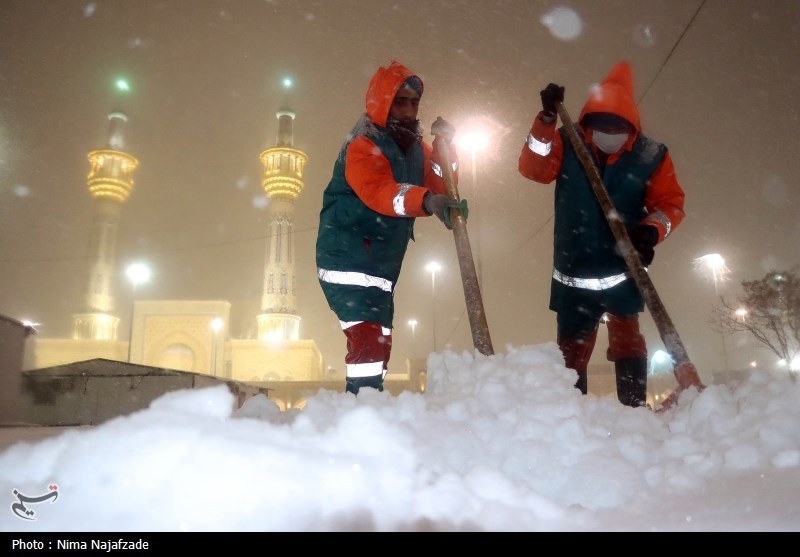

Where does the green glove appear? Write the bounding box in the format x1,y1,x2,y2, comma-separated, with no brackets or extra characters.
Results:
444,198,469,230
423,193,469,230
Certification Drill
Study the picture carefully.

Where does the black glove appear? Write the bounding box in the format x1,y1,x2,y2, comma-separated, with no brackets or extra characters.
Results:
629,224,659,266
430,116,456,145
540,83,565,117
423,192,468,230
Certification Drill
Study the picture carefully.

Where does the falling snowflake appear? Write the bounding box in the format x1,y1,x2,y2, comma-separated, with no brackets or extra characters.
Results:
540,6,584,41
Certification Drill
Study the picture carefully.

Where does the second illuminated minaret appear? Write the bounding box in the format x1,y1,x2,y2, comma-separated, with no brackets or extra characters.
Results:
72,111,138,340
256,103,308,341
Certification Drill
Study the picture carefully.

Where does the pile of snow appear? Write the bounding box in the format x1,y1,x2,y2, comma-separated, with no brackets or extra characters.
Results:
2,343,799,531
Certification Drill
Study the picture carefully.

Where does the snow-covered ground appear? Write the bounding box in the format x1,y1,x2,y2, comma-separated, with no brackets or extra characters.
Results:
1,342,799,532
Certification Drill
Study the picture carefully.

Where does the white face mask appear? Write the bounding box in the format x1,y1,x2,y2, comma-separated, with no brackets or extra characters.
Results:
592,130,629,154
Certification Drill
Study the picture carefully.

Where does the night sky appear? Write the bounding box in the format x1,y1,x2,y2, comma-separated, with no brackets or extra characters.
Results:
1,0,798,381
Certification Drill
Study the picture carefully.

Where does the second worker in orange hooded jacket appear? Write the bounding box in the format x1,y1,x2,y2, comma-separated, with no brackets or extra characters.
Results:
518,60,687,408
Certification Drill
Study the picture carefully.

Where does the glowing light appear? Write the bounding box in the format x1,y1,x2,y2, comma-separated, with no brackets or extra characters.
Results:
456,130,489,153
652,350,672,366
126,262,152,288
87,150,139,202
735,308,748,322
210,317,224,376
649,349,673,375
426,262,442,352
115,78,130,93
454,117,497,287
694,253,730,294
454,115,505,160
282,77,293,89
425,261,441,275
261,331,283,342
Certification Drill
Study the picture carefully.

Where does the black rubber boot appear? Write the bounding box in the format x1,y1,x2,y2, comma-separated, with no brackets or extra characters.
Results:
574,369,588,395
345,375,384,396
615,357,648,407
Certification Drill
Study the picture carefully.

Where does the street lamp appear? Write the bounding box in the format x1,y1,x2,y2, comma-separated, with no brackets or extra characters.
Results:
694,253,731,370
210,317,224,376
125,262,151,362
425,261,441,352
648,349,673,407
693,253,730,296
408,319,418,340
126,262,152,293
456,127,490,286
407,319,418,360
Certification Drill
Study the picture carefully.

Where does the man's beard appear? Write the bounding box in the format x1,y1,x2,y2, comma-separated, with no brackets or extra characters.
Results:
387,116,422,152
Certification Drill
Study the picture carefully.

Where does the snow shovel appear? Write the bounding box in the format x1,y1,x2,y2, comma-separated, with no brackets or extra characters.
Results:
431,117,494,356
555,103,704,410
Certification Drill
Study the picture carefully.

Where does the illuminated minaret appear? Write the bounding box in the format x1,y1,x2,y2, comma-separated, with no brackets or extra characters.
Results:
72,110,139,340
256,97,308,341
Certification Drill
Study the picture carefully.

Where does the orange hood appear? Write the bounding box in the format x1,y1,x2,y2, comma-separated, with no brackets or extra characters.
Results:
365,60,424,128
578,61,641,134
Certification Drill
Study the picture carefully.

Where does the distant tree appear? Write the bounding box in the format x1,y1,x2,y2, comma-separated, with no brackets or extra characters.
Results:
712,268,800,381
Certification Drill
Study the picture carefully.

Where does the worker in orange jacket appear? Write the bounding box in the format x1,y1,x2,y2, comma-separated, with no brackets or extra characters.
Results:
518,61,686,407
316,60,463,395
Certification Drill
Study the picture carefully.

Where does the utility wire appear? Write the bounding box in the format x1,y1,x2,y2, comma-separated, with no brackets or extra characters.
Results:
496,0,706,261
638,0,706,104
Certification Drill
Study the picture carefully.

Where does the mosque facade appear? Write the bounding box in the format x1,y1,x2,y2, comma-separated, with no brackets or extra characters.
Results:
26,102,424,411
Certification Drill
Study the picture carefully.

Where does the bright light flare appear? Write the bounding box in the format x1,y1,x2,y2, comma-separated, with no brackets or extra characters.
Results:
652,350,671,364
126,262,152,288
693,253,730,291
425,261,441,275
115,78,130,93
453,115,508,162
210,318,224,333
457,131,489,153
649,349,673,375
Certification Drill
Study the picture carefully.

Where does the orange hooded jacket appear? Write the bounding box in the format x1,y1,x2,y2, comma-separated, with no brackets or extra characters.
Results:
315,60,458,327
343,60,456,217
518,60,685,243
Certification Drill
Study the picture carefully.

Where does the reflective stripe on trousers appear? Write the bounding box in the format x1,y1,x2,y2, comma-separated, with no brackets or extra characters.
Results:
552,268,630,290
341,321,392,379
318,268,393,292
